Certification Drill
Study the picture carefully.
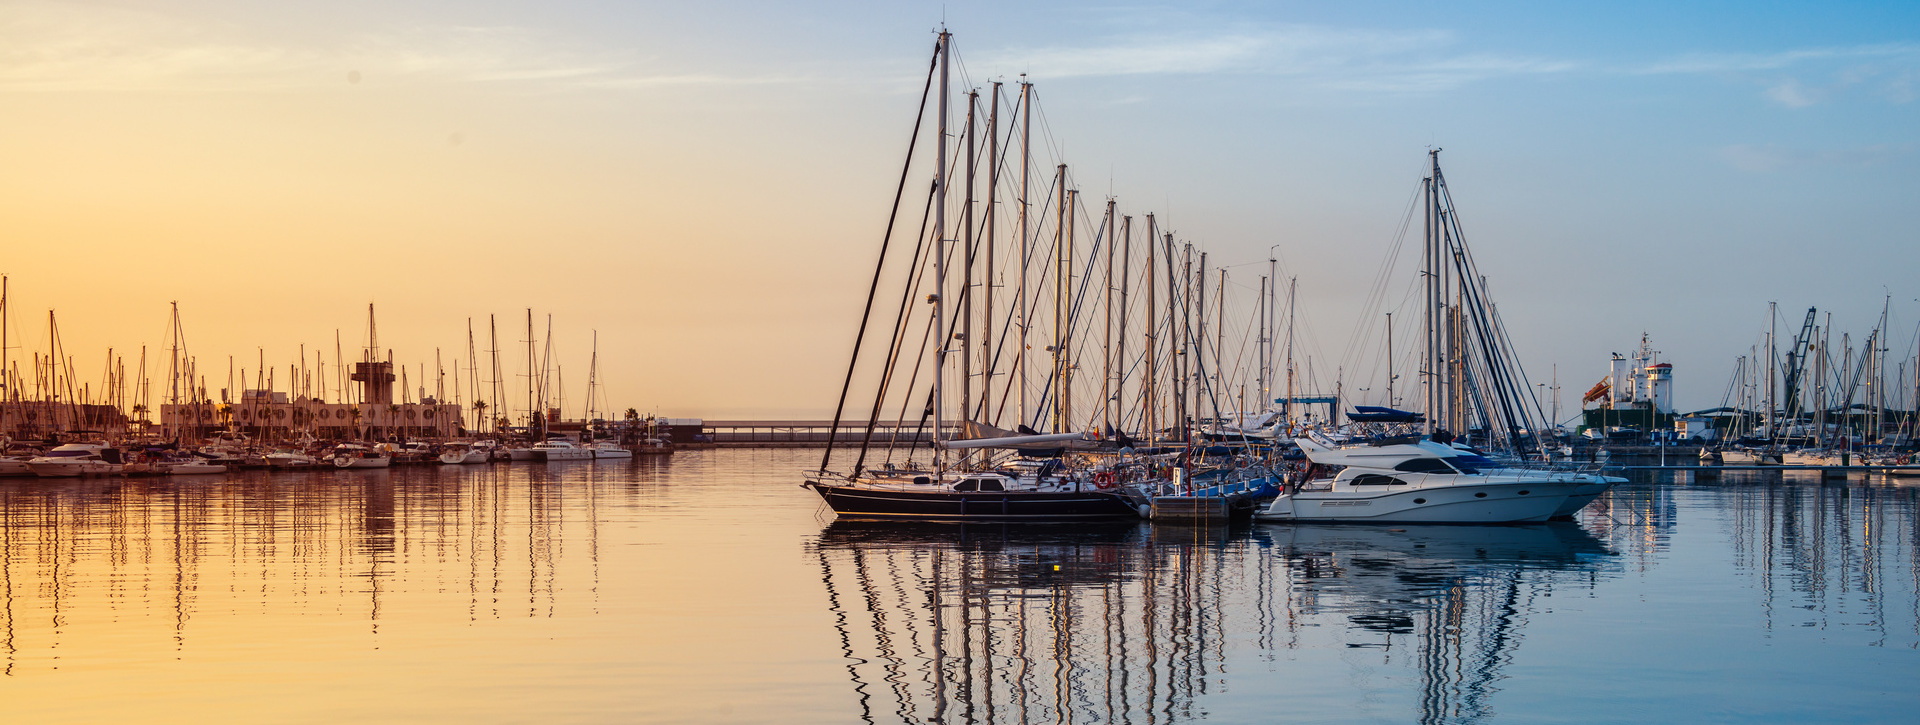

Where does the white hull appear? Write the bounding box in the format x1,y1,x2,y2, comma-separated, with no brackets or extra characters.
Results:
591,447,633,460
504,448,540,461
439,450,490,464
266,455,320,469
1256,479,1579,524
0,458,33,477
1718,450,1778,465
538,449,594,461
1552,480,1618,517
30,460,122,477
332,455,392,469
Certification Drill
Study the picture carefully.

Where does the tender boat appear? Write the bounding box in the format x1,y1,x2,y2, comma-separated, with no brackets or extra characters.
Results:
155,457,228,475
589,442,633,460
1254,437,1618,524
532,439,594,462
27,443,126,477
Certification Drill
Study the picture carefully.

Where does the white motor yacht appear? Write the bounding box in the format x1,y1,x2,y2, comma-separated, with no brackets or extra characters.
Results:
533,439,594,462
1255,437,1619,524
28,443,126,477
589,442,633,460
328,444,392,469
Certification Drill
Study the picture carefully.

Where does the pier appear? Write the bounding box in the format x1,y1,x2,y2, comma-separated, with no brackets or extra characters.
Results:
705,420,959,448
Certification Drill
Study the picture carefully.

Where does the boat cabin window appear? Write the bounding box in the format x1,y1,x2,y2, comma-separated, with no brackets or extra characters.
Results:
954,478,1006,492
1393,457,1456,474
1349,474,1407,486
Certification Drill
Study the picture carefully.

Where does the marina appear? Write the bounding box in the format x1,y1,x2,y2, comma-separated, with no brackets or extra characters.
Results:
2,3,1915,721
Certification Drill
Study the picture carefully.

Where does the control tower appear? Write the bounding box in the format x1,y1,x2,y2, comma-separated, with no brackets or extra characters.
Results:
351,360,395,405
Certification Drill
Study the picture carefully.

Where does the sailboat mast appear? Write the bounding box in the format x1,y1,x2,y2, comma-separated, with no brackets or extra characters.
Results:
982,80,1000,423
1052,164,1067,433
1102,198,1115,433
1117,214,1130,435
932,29,949,472
1017,77,1032,428
1143,214,1158,442
960,89,976,431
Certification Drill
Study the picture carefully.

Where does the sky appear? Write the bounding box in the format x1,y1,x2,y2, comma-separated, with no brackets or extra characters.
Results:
0,1,1916,420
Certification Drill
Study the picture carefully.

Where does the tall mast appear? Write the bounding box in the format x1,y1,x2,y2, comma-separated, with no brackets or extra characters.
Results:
489,315,503,434
1196,252,1208,427
1117,214,1130,436
1422,152,1439,435
932,29,949,472
982,81,1000,423
526,309,536,431
1286,277,1297,428
1018,77,1032,426
1102,198,1115,433
1052,164,1067,432
1143,214,1158,442
1386,312,1394,407
959,89,976,429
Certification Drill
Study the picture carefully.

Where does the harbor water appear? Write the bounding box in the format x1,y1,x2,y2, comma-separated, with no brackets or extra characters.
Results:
1,449,1916,723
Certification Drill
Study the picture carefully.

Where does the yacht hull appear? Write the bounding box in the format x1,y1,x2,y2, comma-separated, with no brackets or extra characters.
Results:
805,482,1141,521
1551,479,1620,517
1256,480,1578,524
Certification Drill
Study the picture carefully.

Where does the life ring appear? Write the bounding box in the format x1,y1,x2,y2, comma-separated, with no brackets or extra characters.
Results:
1093,471,1117,489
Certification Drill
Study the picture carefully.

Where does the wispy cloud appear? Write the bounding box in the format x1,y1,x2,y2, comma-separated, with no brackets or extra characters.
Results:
972,25,1575,93
0,2,798,92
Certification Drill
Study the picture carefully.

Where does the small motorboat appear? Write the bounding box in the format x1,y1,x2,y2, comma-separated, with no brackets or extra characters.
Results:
589,442,633,460
532,439,594,462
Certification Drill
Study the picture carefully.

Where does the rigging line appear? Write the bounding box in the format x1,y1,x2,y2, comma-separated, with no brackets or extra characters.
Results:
818,34,939,475
867,183,940,467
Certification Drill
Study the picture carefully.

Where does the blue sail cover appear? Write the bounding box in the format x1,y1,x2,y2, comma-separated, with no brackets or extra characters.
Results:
1346,406,1425,423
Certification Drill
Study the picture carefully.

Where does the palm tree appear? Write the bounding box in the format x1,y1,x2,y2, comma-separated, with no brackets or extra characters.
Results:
387,404,402,440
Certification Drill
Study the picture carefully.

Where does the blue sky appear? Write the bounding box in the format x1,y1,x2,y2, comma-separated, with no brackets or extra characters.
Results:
1,1,1915,416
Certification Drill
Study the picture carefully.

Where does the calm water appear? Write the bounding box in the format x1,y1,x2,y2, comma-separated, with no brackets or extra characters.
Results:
0,450,1916,723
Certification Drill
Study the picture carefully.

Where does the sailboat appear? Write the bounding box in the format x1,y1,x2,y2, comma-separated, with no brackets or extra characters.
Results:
803,32,1146,522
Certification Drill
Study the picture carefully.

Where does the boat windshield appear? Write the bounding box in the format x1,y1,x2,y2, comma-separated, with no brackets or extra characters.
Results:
1449,454,1495,473
46,450,93,458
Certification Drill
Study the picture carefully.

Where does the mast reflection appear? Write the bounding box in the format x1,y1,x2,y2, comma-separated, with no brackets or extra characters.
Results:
813,520,1619,724
0,463,624,673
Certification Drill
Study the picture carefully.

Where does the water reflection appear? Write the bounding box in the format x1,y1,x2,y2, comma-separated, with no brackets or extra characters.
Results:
0,461,683,677
812,519,1618,724
2,456,1919,723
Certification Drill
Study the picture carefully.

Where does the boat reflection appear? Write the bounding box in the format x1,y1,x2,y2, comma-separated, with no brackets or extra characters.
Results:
811,519,1619,724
